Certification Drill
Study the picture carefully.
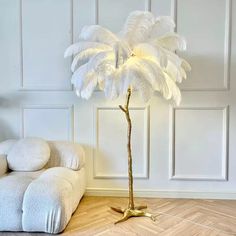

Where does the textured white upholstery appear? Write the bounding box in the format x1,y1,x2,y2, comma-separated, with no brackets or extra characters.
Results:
9,169,45,178
0,139,86,234
0,155,8,176
22,167,85,234
0,174,35,231
7,138,50,171
47,141,85,170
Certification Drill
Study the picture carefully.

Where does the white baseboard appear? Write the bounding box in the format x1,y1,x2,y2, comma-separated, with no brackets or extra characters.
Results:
85,188,236,200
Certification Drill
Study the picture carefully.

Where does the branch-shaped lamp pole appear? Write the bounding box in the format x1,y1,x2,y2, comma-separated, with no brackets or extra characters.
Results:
111,88,156,223
119,88,134,209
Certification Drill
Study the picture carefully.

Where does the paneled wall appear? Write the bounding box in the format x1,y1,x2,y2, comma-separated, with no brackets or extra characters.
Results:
0,0,236,199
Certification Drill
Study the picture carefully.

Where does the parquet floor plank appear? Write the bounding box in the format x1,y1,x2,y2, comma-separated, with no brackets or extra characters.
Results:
1,197,236,235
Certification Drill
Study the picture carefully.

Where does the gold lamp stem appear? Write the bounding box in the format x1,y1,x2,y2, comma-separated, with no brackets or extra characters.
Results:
123,88,134,209
111,88,156,224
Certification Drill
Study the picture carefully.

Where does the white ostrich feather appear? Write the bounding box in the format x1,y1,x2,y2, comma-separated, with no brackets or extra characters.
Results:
80,73,98,99
157,33,186,51
133,77,154,102
65,11,191,105
164,73,181,105
151,16,175,38
88,51,116,77
133,43,160,59
181,59,191,72
113,41,132,67
71,48,107,72
71,63,89,91
125,56,168,93
79,25,119,45
133,43,167,67
161,48,191,83
166,61,183,83
64,41,111,58
104,75,119,99
121,11,155,46
72,64,98,99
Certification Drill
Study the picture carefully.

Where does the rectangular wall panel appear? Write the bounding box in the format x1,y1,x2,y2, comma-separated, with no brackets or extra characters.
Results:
170,106,229,180
0,108,21,142
174,0,231,90
21,0,73,90
93,106,149,179
97,0,146,31
73,0,97,39
21,105,74,141
151,0,171,16
0,0,21,90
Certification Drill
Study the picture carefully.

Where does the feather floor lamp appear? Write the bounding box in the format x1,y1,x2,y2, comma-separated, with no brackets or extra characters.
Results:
64,11,191,224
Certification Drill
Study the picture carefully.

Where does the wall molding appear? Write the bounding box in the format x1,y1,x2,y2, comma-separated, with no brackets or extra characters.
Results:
171,0,232,91
19,0,73,91
21,104,74,141
169,105,229,181
85,188,236,200
145,0,151,11
93,105,150,179
94,0,99,24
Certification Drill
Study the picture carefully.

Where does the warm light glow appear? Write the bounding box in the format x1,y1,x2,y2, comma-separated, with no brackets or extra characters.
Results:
64,11,191,105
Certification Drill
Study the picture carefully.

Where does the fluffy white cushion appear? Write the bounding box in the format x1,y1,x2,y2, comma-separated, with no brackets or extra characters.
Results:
47,141,85,170
7,138,50,171
0,139,17,155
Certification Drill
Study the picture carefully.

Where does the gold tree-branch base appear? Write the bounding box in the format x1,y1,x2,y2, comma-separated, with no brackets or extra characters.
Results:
111,205,156,224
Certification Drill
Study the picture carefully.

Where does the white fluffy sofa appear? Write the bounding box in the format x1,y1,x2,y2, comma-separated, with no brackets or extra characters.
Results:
0,138,86,234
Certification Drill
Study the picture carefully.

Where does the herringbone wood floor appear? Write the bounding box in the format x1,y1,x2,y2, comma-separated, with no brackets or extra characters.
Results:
1,196,236,236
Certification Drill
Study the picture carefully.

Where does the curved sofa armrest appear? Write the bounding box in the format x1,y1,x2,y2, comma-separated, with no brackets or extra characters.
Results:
22,167,85,234
0,154,8,176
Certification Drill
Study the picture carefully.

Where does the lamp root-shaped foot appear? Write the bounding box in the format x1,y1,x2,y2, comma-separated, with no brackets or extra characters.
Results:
111,206,156,224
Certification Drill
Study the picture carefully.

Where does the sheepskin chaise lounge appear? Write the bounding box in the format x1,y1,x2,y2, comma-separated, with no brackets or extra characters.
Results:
0,138,86,234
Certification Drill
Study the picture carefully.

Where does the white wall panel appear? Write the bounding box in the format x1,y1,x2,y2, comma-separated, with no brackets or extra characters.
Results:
21,105,73,141
151,0,171,16
174,0,231,90
21,0,73,90
170,107,228,180
73,0,97,39
97,0,146,31
0,0,21,90
93,106,149,178
0,107,21,142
